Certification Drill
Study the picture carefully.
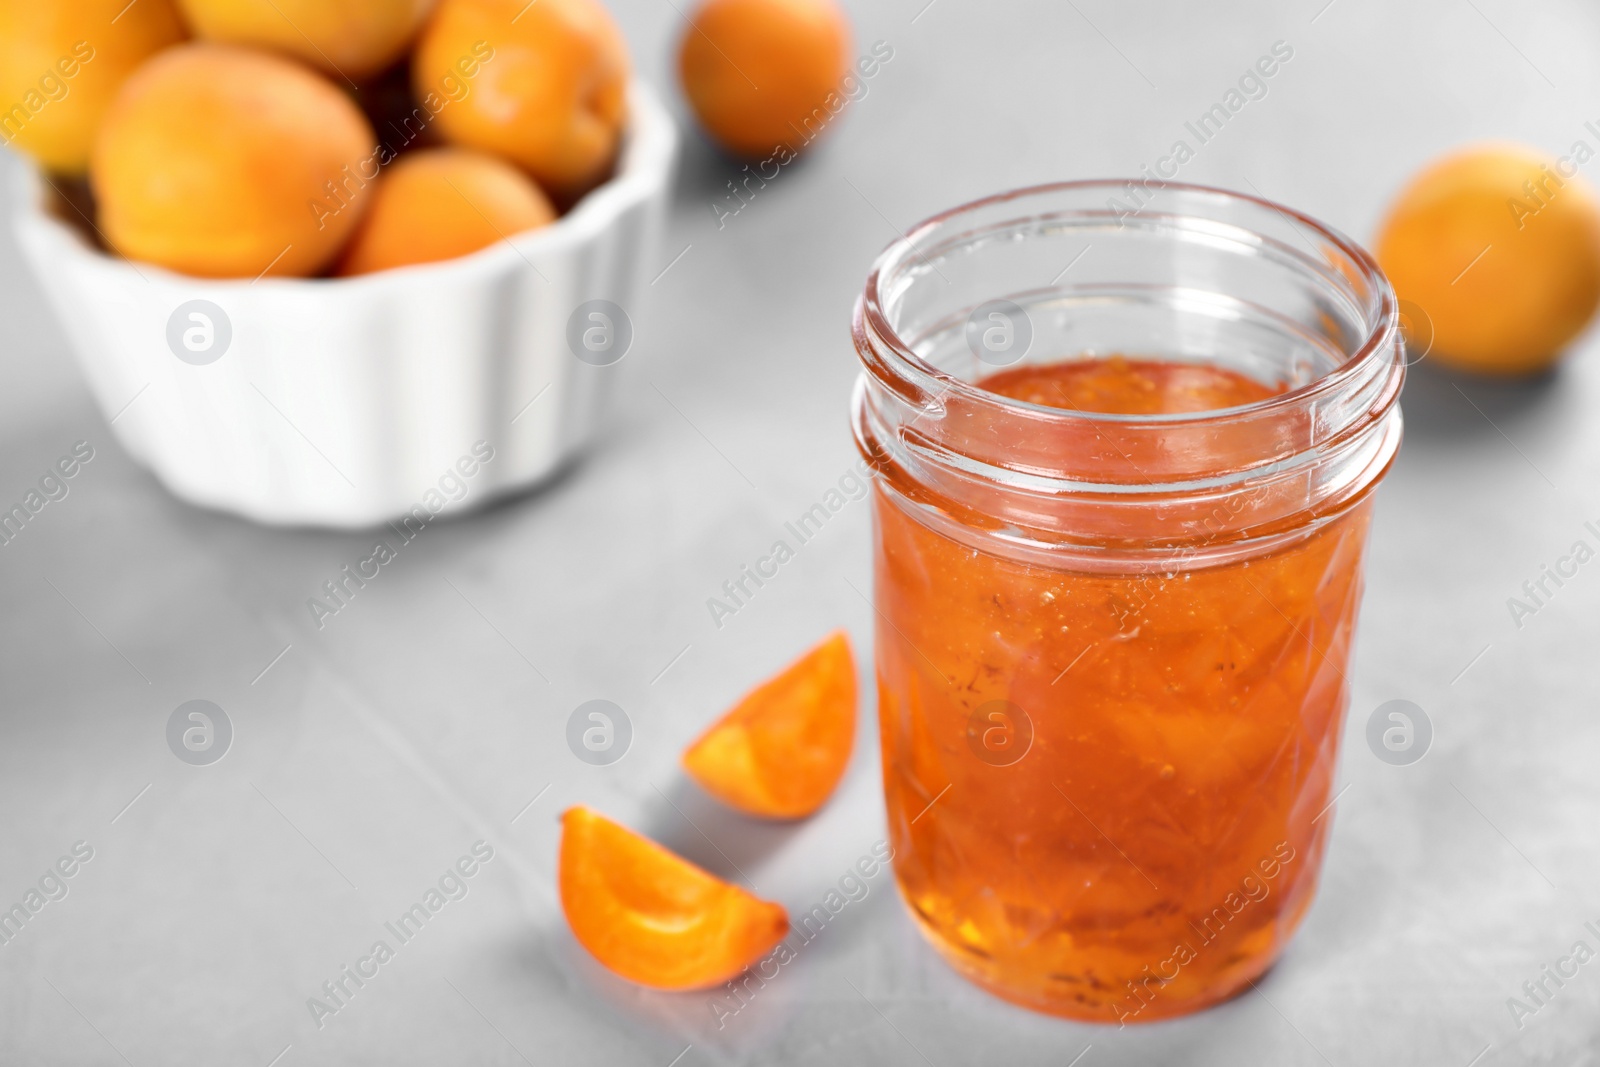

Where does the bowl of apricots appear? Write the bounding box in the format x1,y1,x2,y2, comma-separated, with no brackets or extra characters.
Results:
2,0,675,527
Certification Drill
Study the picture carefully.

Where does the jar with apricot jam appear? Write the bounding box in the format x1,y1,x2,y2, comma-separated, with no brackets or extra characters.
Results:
851,182,1404,1023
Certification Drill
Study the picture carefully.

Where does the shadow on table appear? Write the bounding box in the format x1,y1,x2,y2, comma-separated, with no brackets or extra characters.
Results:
671,124,830,219
1397,358,1567,442
639,775,806,889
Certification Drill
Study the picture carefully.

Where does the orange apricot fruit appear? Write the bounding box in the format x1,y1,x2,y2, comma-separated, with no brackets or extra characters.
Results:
174,0,435,82
0,0,187,174
337,147,555,276
413,0,629,204
683,631,857,819
678,0,852,160
92,43,376,278
1376,143,1600,376
558,806,789,989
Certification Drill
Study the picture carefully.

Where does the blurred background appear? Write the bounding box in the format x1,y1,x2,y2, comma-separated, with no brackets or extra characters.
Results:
3,0,1599,1063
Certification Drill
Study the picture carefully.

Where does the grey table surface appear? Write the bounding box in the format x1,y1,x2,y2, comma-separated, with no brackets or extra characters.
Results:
3,0,1600,1064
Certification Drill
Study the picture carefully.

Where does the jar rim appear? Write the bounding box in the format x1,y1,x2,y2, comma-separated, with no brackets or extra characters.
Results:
857,178,1399,428
851,179,1406,553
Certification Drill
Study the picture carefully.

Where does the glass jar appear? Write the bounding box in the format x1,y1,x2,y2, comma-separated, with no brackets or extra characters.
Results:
851,181,1403,1023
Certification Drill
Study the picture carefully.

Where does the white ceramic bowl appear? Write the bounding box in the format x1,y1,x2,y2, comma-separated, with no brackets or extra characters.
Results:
10,82,676,528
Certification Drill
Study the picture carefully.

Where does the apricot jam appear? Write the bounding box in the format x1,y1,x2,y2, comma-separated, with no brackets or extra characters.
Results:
872,356,1370,1021
851,182,1404,1023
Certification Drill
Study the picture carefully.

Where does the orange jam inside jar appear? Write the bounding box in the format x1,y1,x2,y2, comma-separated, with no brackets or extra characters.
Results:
851,183,1405,1023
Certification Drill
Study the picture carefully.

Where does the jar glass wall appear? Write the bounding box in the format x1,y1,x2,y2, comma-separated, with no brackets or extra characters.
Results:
851,181,1404,1023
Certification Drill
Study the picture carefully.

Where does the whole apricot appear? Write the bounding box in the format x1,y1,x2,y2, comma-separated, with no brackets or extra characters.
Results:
1376,143,1600,376
337,147,555,275
413,0,630,204
174,0,435,82
92,43,376,278
678,0,852,160
0,0,186,174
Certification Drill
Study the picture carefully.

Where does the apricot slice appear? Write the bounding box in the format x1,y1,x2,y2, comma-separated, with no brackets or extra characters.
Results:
414,0,630,205
558,807,788,989
678,0,852,160
1376,142,1600,376
92,43,375,277
683,631,856,819
336,147,555,275
0,0,187,174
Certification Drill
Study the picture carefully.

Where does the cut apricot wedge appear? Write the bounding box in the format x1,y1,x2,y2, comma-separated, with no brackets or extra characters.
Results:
682,631,857,819
558,806,788,989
